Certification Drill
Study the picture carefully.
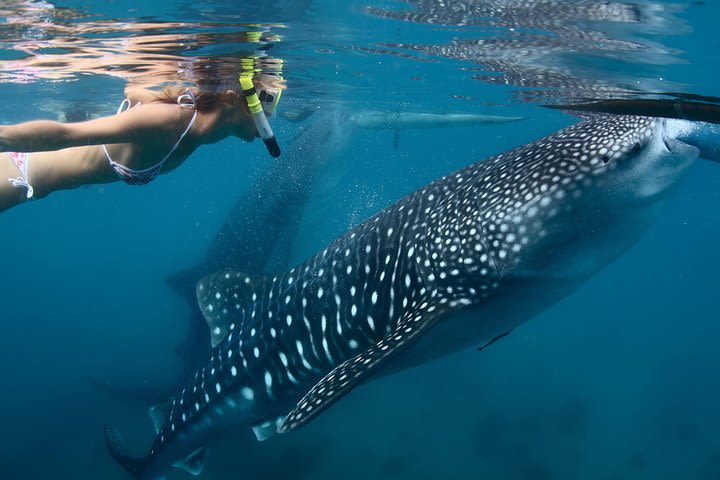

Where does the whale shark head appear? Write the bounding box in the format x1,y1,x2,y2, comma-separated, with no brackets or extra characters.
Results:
457,115,700,283
586,116,699,205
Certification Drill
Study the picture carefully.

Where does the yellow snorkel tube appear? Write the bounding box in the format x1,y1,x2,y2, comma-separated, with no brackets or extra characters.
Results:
239,75,281,158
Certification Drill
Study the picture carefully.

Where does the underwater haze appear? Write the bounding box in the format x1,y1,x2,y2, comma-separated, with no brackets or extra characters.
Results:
1,0,720,479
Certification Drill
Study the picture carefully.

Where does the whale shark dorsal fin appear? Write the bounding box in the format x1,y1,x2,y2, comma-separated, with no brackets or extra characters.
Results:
278,299,450,433
148,400,174,434
173,446,208,476
196,271,268,348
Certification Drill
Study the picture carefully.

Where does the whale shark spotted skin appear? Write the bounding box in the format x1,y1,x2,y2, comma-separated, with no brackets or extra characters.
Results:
106,114,707,479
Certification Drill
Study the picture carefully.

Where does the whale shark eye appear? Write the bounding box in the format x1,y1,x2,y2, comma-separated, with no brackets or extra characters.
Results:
601,155,610,164
631,142,642,154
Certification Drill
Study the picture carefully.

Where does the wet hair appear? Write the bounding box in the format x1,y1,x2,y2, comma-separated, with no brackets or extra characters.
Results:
150,86,238,112
149,74,286,113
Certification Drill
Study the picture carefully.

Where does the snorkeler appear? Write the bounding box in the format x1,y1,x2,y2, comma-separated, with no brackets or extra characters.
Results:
0,72,284,213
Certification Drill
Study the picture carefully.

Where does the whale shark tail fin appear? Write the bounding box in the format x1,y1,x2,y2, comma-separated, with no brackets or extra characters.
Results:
104,424,145,479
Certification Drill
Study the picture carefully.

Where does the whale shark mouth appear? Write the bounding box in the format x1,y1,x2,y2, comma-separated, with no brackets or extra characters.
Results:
659,118,673,152
633,127,698,203
662,135,672,151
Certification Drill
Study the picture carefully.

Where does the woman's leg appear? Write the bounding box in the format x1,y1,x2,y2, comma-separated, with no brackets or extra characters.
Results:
0,146,114,213
0,152,33,213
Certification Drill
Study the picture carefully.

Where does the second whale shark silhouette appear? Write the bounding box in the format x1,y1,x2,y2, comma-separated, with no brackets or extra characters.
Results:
105,113,718,479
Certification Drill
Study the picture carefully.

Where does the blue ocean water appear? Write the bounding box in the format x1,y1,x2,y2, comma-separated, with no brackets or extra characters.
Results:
1,0,719,479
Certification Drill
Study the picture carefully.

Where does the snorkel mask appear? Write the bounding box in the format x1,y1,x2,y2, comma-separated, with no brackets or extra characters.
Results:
259,87,282,116
239,75,281,158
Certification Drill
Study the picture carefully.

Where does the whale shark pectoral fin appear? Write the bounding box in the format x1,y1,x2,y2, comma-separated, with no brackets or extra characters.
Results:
173,446,208,476
278,302,449,433
476,329,513,353
148,399,174,434
196,271,269,348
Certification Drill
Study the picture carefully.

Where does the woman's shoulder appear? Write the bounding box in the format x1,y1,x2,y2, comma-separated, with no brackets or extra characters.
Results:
123,85,162,104
121,87,197,125
123,101,193,130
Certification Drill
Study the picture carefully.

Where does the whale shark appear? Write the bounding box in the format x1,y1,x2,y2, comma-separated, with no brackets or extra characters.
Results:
90,106,523,407
105,113,713,479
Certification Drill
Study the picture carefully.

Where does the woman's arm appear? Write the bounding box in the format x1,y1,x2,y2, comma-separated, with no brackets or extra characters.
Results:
0,120,78,152
0,103,184,152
